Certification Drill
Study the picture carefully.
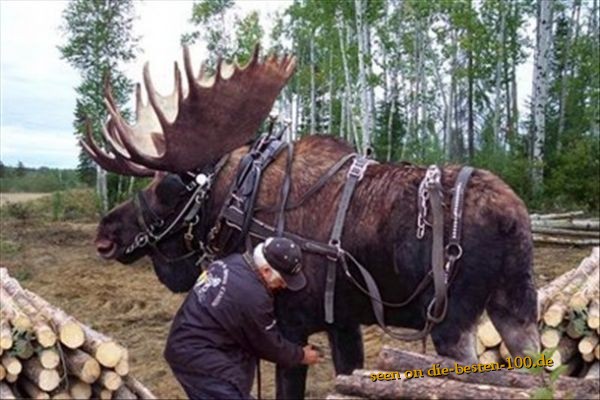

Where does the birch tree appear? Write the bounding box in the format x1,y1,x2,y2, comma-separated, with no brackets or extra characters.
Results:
59,0,138,213
531,0,554,192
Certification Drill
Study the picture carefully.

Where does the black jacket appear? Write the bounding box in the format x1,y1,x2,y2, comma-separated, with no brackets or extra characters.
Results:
164,253,304,395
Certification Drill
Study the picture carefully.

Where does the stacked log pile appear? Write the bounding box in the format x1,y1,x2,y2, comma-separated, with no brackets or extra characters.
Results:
531,211,599,246
326,348,600,399
0,268,156,399
476,246,599,379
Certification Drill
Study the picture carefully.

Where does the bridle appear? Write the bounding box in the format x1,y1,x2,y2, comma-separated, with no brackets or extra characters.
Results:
124,155,229,264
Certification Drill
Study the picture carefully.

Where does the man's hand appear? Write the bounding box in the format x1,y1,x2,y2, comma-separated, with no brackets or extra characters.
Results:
301,345,322,365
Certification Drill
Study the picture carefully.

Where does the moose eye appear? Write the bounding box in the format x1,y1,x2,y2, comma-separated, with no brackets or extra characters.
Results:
155,174,185,204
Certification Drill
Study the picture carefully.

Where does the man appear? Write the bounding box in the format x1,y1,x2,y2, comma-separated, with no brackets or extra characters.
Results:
164,237,321,399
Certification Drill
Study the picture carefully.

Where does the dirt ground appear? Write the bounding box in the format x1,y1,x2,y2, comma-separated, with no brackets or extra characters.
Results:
0,215,592,399
0,192,50,206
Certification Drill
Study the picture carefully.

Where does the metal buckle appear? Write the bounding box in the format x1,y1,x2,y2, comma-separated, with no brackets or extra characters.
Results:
347,157,371,181
327,239,342,262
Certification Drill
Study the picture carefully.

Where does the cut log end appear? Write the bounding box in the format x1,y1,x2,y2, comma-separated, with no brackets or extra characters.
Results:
39,349,61,369
96,342,125,368
60,323,85,349
101,370,123,391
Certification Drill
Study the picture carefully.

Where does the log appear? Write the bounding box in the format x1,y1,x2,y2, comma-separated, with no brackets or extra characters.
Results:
479,349,501,365
0,317,13,351
533,235,600,246
39,348,61,369
100,369,122,391
63,349,100,384
22,357,60,392
377,346,599,395
566,318,587,339
0,382,16,400
5,372,18,383
50,389,72,400
530,219,600,230
19,375,50,399
92,385,113,400
114,384,137,400
326,394,368,400
336,370,532,399
541,327,562,348
125,376,156,400
543,253,598,327
595,343,599,360
477,318,502,348
80,324,125,368
23,289,85,350
115,353,130,376
0,271,56,348
583,351,595,362
0,364,5,381
68,378,91,399
579,334,599,355
530,211,585,220
476,338,486,356
586,362,599,380
499,342,511,359
588,298,600,330
1,353,22,375
0,287,33,332
545,350,562,371
532,227,600,238
569,267,600,311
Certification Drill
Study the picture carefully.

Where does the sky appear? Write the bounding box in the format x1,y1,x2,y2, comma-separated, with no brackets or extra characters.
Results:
0,1,533,169
0,0,289,168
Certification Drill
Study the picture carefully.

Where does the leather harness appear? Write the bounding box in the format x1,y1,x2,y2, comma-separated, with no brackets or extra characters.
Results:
129,127,475,341
209,133,475,340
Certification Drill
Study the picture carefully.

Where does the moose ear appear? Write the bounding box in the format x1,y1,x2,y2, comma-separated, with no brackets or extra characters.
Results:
155,174,186,204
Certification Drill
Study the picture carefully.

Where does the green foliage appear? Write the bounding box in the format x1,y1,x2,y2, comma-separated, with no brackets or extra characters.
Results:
3,203,32,221
0,166,83,193
0,239,21,255
0,189,100,223
59,0,139,212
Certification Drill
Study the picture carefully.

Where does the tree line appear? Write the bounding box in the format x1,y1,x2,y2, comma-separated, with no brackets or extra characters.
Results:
59,0,599,212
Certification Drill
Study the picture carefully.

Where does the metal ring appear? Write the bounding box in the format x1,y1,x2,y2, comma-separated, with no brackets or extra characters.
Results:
445,243,463,260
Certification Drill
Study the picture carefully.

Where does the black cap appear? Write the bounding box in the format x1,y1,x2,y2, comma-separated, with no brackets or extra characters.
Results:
263,237,306,291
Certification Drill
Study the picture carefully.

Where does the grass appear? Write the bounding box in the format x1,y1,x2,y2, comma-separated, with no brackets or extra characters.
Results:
0,188,99,222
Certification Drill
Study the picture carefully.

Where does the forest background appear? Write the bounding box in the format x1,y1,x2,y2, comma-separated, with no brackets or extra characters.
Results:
1,0,598,214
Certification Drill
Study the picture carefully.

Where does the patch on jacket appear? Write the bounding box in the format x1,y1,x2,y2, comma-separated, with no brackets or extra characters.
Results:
194,261,229,307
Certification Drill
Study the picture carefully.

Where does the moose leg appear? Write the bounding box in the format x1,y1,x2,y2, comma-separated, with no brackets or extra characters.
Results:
327,324,364,375
275,324,309,399
430,291,484,364
276,364,308,399
487,242,540,358
431,323,478,364
486,284,540,357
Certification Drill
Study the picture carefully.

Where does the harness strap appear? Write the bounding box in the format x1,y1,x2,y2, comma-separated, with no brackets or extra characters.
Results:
427,166,447,324
276,142,294,236
255,152,356,213
325,155,375,324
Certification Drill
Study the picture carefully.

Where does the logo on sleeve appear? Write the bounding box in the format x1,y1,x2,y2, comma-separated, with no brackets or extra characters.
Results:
194,261,229,306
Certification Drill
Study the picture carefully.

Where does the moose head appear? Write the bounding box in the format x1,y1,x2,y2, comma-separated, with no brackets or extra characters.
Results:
82,45,296,291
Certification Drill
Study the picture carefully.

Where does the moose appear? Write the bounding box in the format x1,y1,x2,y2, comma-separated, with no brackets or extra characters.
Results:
83,46,540,398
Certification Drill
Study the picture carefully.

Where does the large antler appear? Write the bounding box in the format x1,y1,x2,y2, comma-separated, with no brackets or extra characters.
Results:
79,120,154,177
104,44,296,172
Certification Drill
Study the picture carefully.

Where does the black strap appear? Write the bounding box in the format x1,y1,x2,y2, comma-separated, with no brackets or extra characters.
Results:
325,155,373,324
276,142,294,235
255,152,356,214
